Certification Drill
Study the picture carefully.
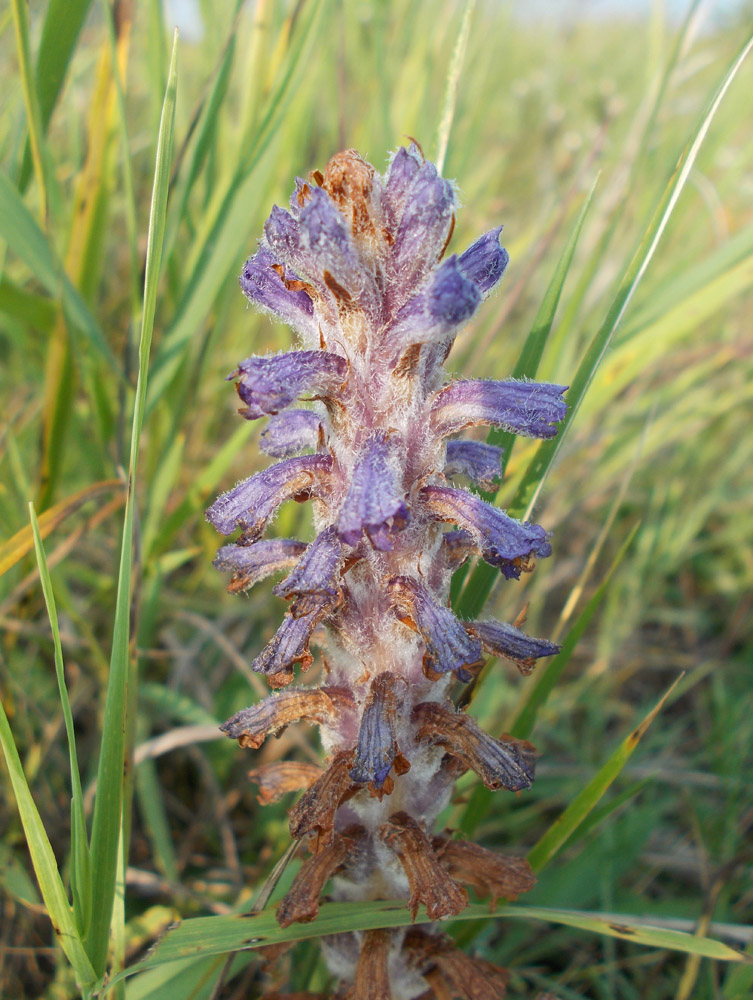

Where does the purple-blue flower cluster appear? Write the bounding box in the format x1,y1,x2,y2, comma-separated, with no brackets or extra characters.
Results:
208,146,566,999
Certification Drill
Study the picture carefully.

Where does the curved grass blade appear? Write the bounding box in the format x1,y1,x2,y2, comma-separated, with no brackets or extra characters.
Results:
0,479,123,579
29,503,92,939
86,31,178,977
101,898,749,991
526,673,684,874
454,29,753,623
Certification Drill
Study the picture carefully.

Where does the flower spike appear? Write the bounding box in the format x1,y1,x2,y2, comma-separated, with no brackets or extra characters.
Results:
207,146,565,997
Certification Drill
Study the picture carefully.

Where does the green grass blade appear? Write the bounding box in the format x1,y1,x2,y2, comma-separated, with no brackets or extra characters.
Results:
17,0,93,191
453,179,597,619
0,171,119,374
101,899,749,990
29,502,92,940
526,674,683,874
86,32,178,976
434,0,476,175
508,176,599,387
515,29,753,525
0,703,96,990
454,30,753,622
456,524,639,837
510,522,640,740
10,0,56,222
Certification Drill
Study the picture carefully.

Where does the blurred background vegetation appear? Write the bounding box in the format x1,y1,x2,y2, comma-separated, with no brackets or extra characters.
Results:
1,0,752,997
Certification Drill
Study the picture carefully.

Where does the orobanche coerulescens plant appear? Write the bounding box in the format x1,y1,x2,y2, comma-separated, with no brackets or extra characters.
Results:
206,144,567,999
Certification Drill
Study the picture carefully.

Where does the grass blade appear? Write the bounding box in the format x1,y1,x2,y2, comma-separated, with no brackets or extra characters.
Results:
86,31,178,976
29,503,92,939
101,899,749,990
526,674,683,874
0,704,96,990
454,29,753,622
515,29,753,524
0,171,118,374
434,0,476,175
0,479,123,578
17,0,93,191
509,522,640,740
10,0,56,222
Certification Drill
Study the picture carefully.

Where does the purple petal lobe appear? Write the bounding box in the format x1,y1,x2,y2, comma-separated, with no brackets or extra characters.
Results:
336,433,410,550
388,575,483,678
206,454,332,538
392,162,455,290
350,672,407,787
231,350,347,419
239,247,315,337
260,409,322,458
467,619,560,675
384,256,481,355
213,538,307,593
384,144,423,224
420,485,551,579
273,525,343,615
299,188,364,296
458,227,509,297
431,379,567,439
444,440,503,490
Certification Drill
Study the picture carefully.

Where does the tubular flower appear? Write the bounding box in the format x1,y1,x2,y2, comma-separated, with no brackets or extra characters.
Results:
208,146,566,999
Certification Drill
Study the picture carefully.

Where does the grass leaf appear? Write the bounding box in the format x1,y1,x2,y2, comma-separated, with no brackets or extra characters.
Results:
29,503,92,939
526,673,684,874
86,31,178,976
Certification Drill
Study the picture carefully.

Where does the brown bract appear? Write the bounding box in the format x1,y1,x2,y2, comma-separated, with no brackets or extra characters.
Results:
322,149,378,240
349,929,392,1000
221,687,347,750
379,812,468,921
404,929,509,1000
247,761,323,805
276,833,352,928
433,836,536,907
289,749,358,844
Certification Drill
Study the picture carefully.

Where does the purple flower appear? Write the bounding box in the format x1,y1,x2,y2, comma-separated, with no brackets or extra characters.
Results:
213,538,307,594
419,484,551,578
350,672,408,788
230,350,347,420
444,440,503,490
251,607,325,687
392,161,455,295
206,454,333,538
273,525,343,615
388,575,482,680
383,256,481,359
239,247,316,338
467,619,560,674
260,409,323,458
336,432,409,550
457,226,510,298
431,378,568,439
